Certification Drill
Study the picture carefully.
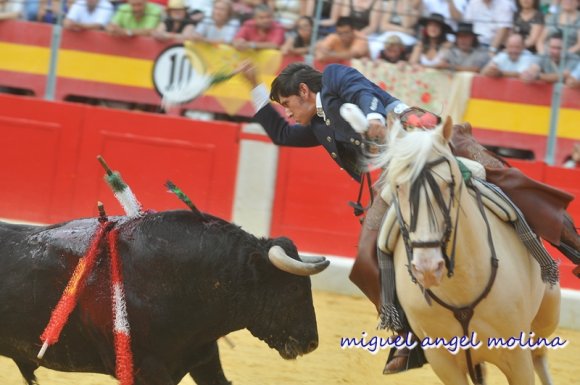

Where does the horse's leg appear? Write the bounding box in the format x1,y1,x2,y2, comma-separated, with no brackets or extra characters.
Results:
496,350,535,385
530,283,560,385
533,347,553,385
423,350,470,385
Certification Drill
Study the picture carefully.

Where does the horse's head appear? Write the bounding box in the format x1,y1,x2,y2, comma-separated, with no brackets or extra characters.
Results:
378,117,460,288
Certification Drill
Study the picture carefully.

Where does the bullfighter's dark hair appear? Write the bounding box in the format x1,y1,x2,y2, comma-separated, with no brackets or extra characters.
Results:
269,63,322,103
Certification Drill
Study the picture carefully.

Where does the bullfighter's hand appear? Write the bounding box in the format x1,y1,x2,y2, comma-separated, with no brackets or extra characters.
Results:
365,119,387,154
366,119,387,142
235,60,259,87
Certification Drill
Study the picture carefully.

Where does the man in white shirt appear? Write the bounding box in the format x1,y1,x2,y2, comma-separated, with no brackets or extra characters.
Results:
482,33,538,78
0,0,23,20
64,0,114,30
194,0,240,44
464,0,513,54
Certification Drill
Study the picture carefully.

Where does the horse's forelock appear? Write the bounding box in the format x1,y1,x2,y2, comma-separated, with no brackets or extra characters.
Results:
376,127,451,191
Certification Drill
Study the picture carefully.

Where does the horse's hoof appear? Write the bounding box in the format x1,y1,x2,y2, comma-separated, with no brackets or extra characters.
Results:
573,265,580,279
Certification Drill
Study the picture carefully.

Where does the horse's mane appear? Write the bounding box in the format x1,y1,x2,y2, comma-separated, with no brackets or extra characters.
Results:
372,120,452,190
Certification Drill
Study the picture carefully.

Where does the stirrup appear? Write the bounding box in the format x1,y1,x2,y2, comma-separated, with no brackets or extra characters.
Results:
383,346,427,375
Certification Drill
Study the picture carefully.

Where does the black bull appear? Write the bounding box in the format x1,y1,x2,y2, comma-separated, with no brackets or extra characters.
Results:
0,210,329,385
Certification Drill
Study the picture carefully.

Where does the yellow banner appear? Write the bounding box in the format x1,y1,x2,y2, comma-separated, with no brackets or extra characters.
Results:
184,42,283,115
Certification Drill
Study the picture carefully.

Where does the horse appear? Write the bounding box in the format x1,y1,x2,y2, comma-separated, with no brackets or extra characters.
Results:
374,117,561,385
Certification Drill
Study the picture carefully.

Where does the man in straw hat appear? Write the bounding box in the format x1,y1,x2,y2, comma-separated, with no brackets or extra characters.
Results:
379,35,409,65
152,0,196,41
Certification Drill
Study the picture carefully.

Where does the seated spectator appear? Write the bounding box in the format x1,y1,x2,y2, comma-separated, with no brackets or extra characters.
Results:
563,143,580,168
481,33,539,78
194,0,240,44
437,22,491,72
378,35,409,65
565,60,580,87
233,4,285,50
315,16,369,62
106,0,162,37
537,0,580,54
281,15,314,55
64,0,114,30
513,0,544,53
152,0,196,41
306,0,340,38
337,0,383,35
38,0,68,23
524,32,579,82
422,0,467,31
409,13,452,68
0,0,23,20
464,0,514,54
368,0,420,59
273,0,303,31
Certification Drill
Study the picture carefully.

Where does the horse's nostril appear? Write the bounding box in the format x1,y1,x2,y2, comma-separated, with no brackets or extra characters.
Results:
437,260,445,271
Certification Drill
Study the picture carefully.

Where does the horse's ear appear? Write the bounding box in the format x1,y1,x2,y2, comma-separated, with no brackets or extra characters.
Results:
442,116,453,141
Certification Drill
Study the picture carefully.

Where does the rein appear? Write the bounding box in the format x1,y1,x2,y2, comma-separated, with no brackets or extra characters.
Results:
394,157,458,281
425,181,499,385
393,157,499,385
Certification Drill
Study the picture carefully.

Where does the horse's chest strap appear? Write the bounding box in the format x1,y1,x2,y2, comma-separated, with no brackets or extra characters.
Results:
424,183,500,385
425,262,497,385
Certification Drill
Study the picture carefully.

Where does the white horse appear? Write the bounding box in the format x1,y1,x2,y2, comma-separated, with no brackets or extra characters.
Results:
375,118,561,385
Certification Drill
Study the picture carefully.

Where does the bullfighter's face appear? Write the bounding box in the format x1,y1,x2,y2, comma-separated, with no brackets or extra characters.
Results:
278,84,316,125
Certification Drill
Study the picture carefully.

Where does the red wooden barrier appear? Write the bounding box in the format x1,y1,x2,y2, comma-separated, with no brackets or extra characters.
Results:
270,146,371,257
506,159,547,181
0,94,240,223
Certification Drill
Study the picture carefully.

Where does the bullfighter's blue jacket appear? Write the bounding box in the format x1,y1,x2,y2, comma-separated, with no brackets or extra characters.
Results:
254,64,401,182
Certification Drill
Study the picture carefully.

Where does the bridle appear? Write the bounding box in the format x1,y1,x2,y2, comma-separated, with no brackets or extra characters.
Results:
391,155,499,385
392,156,461,281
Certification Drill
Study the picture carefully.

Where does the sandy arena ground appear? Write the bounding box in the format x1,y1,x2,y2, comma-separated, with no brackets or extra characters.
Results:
0,291,577,385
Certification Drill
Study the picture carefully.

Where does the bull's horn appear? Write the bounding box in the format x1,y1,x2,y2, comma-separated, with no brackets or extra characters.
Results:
299,255,327,264
268,246,330,276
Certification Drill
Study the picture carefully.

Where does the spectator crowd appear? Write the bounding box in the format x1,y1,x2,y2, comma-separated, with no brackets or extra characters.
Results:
1,0,580,85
